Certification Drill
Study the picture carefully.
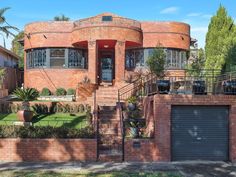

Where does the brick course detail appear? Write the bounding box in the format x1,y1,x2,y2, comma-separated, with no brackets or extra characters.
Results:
0,139,97,162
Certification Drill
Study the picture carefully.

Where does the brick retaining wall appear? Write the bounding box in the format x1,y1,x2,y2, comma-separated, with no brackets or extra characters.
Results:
125,95,236,162
0,138,97,162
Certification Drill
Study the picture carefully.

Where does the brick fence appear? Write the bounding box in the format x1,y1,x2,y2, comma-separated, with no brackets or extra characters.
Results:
125,95,236,162
0,139,97,162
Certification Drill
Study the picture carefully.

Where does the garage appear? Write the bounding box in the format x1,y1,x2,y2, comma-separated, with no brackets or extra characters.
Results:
171,106,229,161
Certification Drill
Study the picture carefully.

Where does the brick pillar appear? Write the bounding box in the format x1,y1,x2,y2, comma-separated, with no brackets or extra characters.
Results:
115,41,125,82
88,40,97,84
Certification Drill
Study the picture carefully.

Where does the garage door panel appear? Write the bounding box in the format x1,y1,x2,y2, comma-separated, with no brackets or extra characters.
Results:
171,106,229,161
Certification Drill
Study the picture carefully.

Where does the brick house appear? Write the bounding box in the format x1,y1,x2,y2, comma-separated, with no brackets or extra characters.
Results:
23,13,190,94
20,13,236,163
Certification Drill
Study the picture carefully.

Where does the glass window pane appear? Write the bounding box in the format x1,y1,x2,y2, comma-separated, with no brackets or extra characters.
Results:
50,48,65,68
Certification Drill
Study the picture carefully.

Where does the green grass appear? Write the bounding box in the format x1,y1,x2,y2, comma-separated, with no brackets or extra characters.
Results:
0,113,87,129
0,171,182,177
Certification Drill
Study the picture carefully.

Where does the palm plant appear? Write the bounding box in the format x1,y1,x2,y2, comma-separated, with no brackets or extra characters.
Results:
54,14,70,21
0,7,19,38
13,88,39,110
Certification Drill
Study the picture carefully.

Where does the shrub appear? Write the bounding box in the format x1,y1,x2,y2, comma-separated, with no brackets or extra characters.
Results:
78,104,85,113
13,88,39,102
32,104,49,114
67,88,75,95
0,125,95,139
146,46,166,78
56,88,66,96
40,88,51,96
10,104,21,113
127,96,137,104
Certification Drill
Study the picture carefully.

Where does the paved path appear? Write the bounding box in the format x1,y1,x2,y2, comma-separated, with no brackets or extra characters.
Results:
0,161,235,176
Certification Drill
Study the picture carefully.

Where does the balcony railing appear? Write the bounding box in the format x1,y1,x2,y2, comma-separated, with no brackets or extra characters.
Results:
118,70,236,102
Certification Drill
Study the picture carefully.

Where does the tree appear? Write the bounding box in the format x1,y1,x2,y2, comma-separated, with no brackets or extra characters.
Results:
146,46,166,78
11,31,24,69
205,5,236,73
0,7,19,38
54,14,70,21
187,48,205,76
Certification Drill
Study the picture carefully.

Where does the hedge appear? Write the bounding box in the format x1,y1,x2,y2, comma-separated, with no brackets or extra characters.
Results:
0,125,95,139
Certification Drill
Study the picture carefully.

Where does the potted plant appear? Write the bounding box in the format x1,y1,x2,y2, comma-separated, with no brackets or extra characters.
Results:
126,96,137,111
146,46,170,94
128,118,145,138
192,80,206,95
223,80,236,95
13,87,39,122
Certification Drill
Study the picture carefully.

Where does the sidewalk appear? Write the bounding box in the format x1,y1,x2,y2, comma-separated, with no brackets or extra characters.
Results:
0,161,235,176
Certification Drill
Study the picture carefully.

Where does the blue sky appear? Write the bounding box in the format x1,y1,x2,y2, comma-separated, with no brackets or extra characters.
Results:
1,0,236,49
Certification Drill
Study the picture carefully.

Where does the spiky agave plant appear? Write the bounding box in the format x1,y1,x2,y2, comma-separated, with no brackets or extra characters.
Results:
13,88,39,110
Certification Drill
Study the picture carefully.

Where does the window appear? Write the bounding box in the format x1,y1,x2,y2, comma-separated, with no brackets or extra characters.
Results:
125,50,135,69
102,16,113,21
26,48,88,69
50,48,65,68
68,49,88,69
26,48,46,68
165,49,187,69
125,48,187,70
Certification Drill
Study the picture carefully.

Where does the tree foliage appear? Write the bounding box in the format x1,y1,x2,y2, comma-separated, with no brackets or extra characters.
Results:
146,46,166,78
205,5,236,72
187,48,205,76
54,14,70,21
11,31,24,69
0,7,18,37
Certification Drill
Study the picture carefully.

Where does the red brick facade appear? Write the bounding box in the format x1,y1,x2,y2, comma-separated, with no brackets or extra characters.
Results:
0,139,97,162
125,95,236,162
24,13,190,91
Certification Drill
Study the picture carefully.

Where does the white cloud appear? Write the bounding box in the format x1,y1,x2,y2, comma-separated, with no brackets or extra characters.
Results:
160,7,179,14
187,13,202,17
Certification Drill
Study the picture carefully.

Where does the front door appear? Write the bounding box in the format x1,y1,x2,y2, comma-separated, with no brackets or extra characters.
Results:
99,51,114,84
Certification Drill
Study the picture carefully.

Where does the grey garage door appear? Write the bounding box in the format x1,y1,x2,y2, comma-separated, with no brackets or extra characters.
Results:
171,106,229,161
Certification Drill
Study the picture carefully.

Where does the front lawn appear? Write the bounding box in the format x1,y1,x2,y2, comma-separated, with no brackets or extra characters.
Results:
0,170,182,177
0,113,88,129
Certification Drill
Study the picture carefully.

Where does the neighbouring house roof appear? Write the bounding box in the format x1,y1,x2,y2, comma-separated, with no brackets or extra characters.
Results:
0,45,20,60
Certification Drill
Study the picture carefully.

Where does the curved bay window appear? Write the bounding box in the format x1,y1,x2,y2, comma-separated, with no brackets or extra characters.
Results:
26,48,88,69
26,48,47,68
68,49,88,69
125,48,187,70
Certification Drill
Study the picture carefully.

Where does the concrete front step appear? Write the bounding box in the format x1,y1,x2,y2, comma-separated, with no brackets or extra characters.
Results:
99,106,116,111
99,151,123,162
99,128,118,135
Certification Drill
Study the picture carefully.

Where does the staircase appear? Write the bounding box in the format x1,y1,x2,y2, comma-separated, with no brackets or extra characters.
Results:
96,86,123,162
96,86,119,106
